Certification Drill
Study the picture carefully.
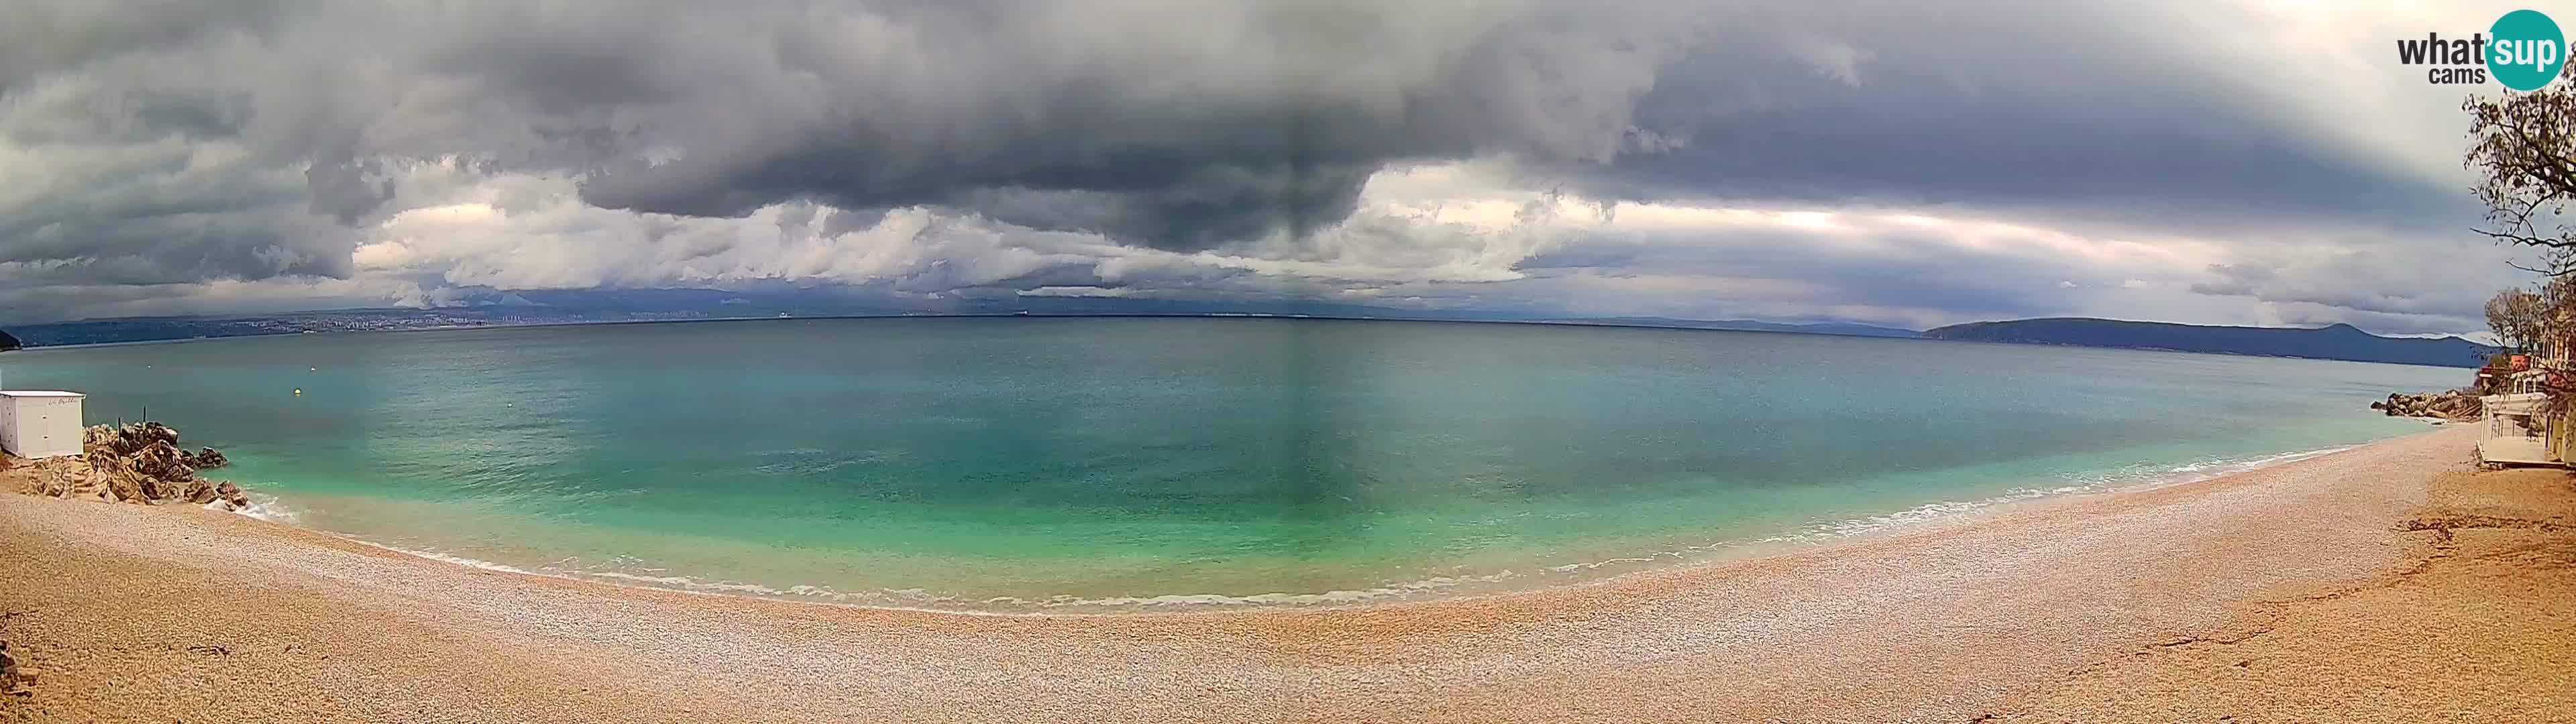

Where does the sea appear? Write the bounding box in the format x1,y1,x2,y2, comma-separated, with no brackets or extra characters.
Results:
0,317,2463,611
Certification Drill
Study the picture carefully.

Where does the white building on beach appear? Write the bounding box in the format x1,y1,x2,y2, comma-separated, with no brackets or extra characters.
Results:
0,389,87,459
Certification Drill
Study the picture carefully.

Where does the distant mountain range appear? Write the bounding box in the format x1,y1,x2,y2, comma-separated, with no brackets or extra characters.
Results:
1922,318,2496,368
0,288,1931,348
0,292,2499,369
1537,317,1921,338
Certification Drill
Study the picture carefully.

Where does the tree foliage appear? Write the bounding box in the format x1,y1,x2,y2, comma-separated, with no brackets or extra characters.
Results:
2489,287,2547,351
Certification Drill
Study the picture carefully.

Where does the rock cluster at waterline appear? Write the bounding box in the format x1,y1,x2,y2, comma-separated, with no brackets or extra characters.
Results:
2370,390,2482,421
3,422,246,509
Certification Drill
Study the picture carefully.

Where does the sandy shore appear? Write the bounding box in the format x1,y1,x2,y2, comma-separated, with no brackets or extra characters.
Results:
3,424,2569,723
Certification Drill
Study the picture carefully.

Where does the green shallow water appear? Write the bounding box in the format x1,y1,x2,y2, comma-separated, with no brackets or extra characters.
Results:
0,318,2460,610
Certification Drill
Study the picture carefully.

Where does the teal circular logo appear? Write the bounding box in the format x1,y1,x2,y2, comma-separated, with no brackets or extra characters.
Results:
2490,9,2567,91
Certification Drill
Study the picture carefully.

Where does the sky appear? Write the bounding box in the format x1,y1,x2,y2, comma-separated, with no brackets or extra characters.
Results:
0,0,2552,335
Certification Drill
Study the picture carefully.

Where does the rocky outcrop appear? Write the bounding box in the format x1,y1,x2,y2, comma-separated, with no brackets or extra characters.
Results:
184,448,228,469
7,422,245,509
2370,390,2483,421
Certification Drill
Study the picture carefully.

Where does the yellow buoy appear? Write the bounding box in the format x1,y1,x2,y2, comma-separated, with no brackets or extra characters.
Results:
293,388,303,396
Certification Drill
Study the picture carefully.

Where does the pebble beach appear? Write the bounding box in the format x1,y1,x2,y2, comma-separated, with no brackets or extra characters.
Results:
6,425,2569,722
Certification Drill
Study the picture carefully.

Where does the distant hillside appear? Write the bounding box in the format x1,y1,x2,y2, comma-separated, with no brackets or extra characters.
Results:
0,288,1926,347
1547,317,1920,339
0,328,18,351
1921,318,2496,368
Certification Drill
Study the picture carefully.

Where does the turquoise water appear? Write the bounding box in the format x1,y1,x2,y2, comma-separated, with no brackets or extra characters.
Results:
0,318,2459,610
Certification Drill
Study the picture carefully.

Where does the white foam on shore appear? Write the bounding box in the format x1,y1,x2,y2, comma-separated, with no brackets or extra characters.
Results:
227,491,300,523
985,570,1534,609
202,489,300,522
227,442,2366,613
1529,444,2357,580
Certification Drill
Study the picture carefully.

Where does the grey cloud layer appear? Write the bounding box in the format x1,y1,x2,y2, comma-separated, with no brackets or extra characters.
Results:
0,0,2528,333
532,0,1709,248
4,0,1707,280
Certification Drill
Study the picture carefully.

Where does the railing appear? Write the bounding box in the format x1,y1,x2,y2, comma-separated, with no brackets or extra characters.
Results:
2479,391,2557,466
2506,369,2556,394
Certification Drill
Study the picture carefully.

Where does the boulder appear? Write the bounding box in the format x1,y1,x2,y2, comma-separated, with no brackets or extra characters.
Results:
130,422,178,448
102,469,148,503
19,457,99,499
132,444,192,482
185,448,229,470
2372,389,2483,421
81,422,180,458
214,481,248,510
80,426,117,456
30,472,65,497
17,422,246,508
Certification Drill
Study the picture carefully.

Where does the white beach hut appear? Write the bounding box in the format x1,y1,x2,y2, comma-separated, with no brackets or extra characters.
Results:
0,390,87,459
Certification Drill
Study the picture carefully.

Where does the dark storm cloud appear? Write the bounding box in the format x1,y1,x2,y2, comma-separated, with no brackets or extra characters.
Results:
1519,225,2084,320
1574,3,2481,230
2184,248,2514,320
513,0,2479,253
2,0,1708,291
3,213,347,286
559,1,1704,250
0,0,2522,330
1602,82,2475,227
0,0,294,90
585,149,1383,253
305,154,398,225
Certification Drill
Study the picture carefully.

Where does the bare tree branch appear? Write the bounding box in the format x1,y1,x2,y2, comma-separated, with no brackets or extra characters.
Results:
2466,72,2576,275
2472,228,2576,247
